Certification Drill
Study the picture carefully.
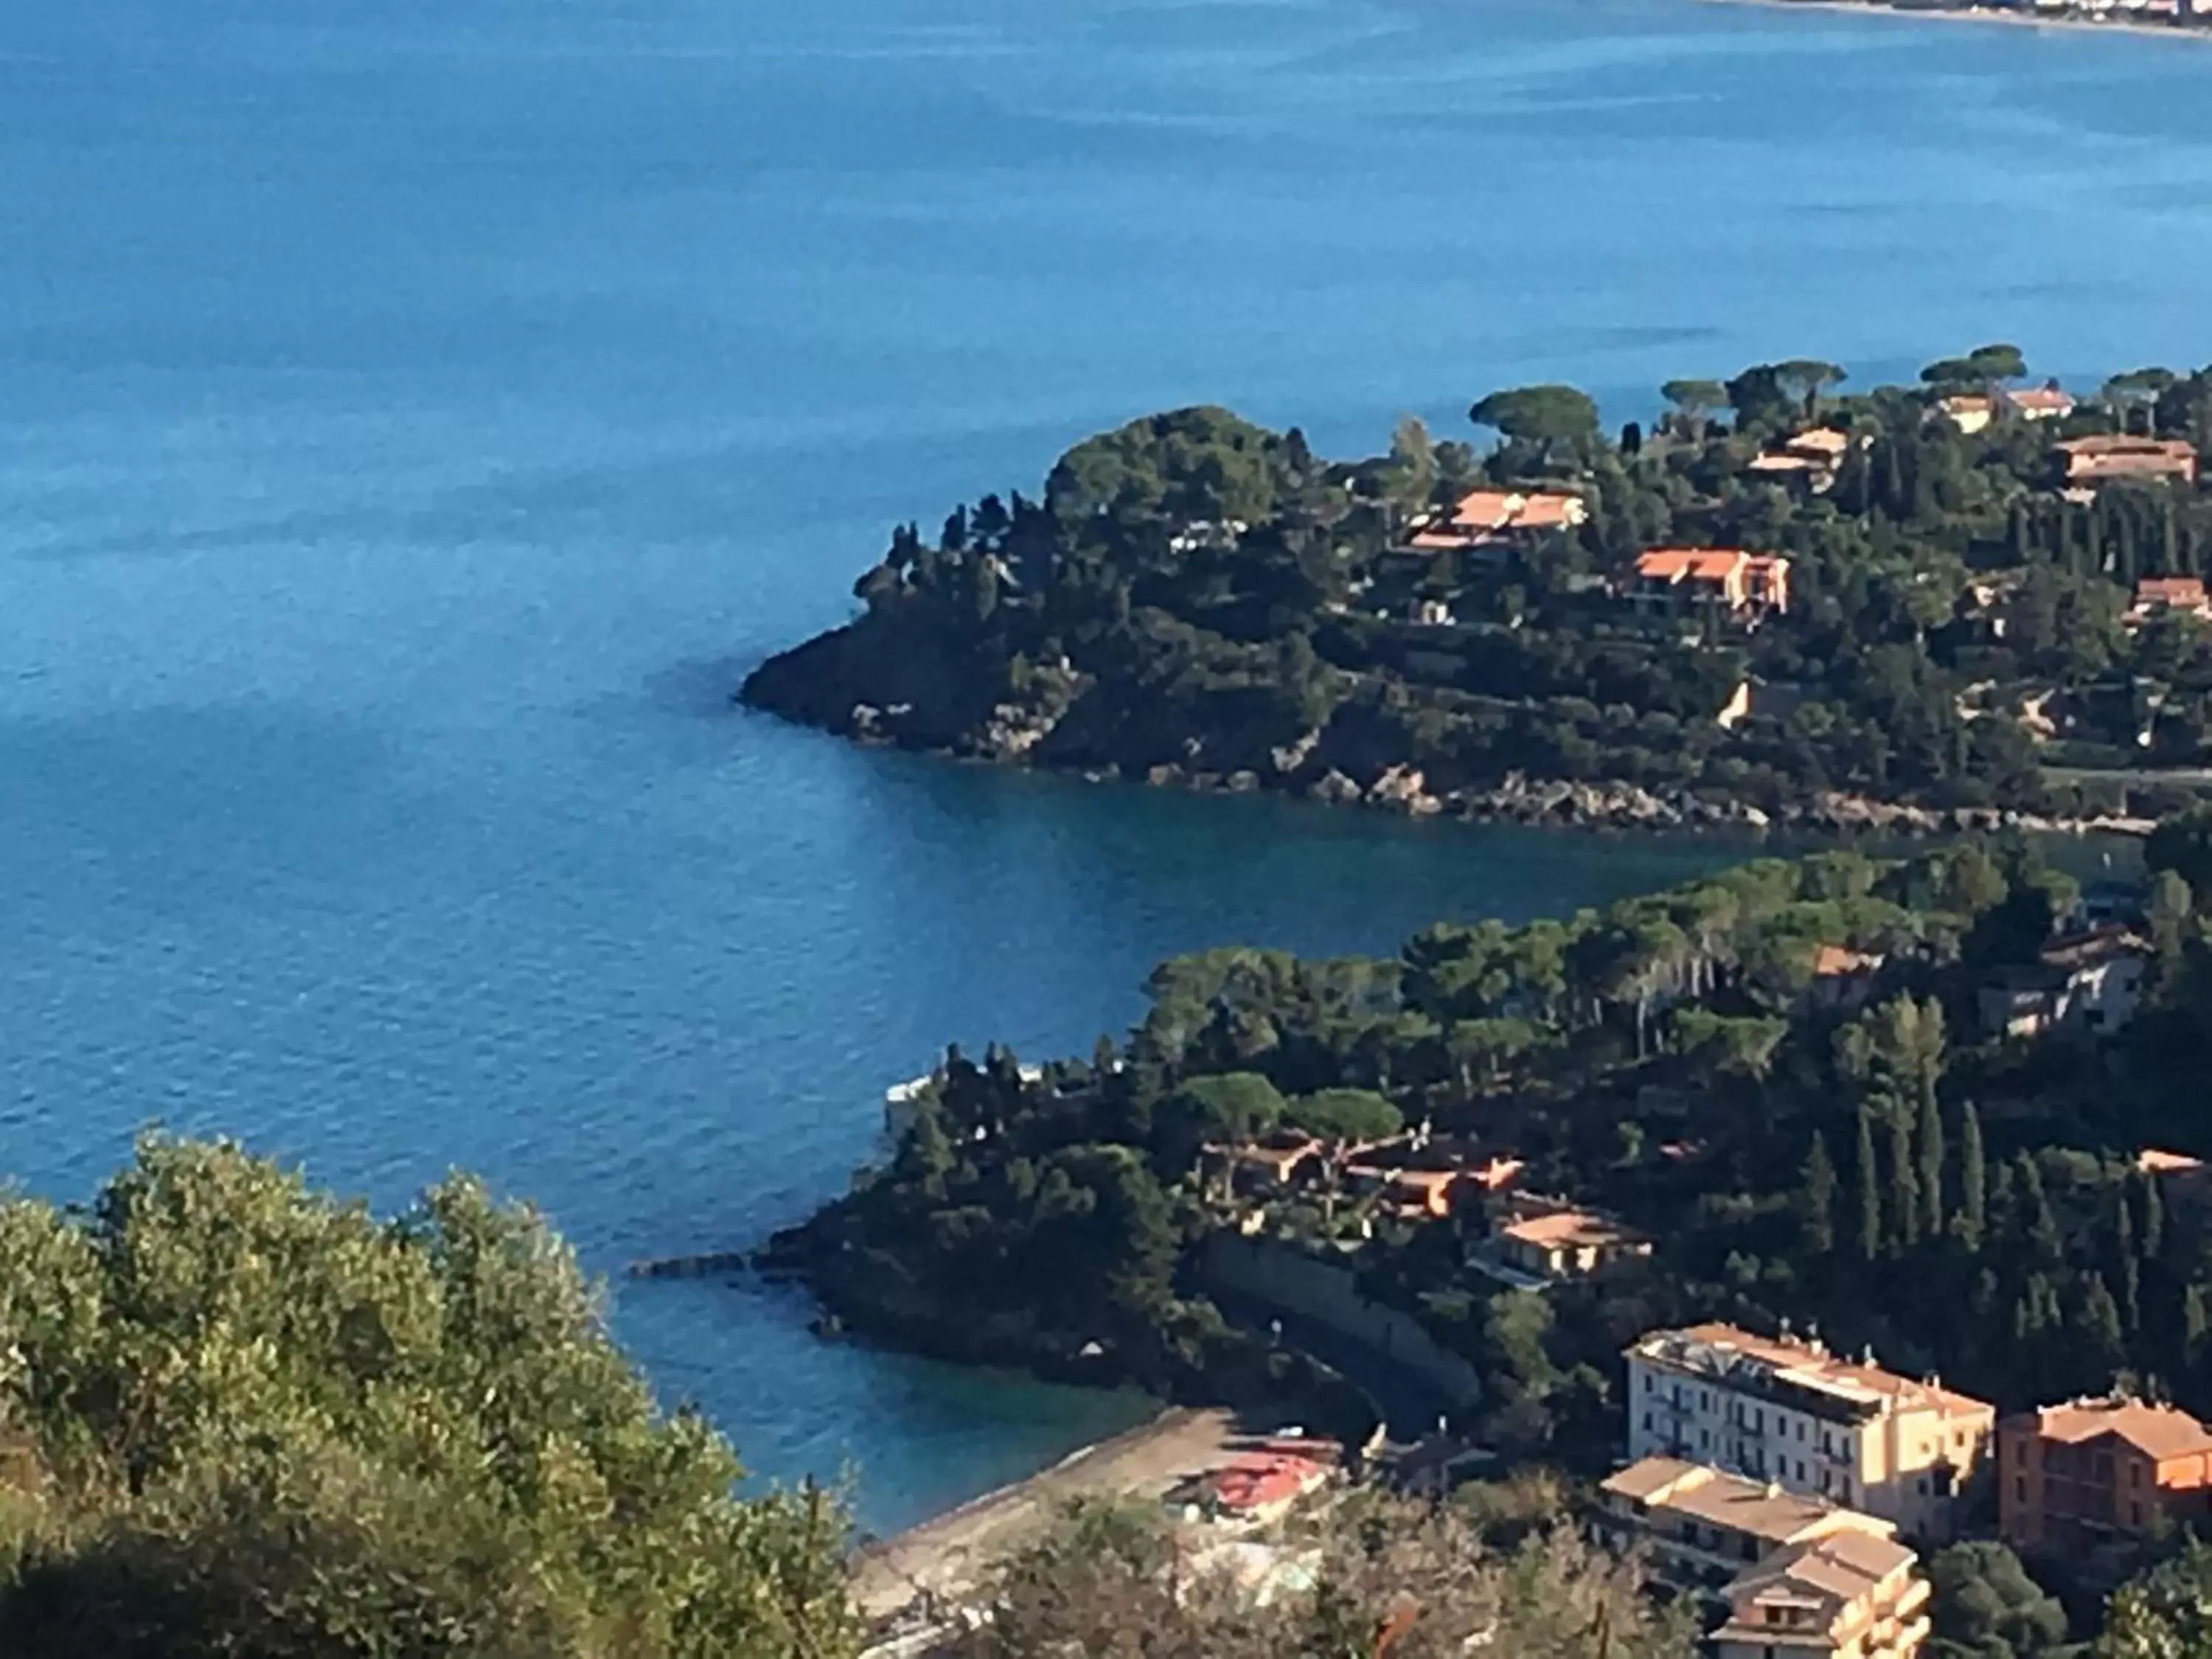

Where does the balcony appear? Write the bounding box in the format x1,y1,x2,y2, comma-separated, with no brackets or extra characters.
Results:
1866,1614,1933,1659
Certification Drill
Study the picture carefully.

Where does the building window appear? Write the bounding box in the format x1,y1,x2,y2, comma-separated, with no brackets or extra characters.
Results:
1796,1461,1806,1482
1701,1430,1711,1450
1643,1413,1654,1433
2132,1503,2145,1526
1797,1422,1806,1442
2016,1476,2027,1503
1644,1375,1654,1394
2131,1463,2143,1488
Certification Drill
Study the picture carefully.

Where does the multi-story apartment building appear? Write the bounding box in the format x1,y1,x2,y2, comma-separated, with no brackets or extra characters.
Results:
1625,1324,1995,1540
1712,1529,1932,1659
1999,1396,2212,1553
1599,1456,1897,1586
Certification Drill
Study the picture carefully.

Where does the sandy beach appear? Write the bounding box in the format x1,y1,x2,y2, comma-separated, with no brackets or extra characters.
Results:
849,1407,1251,1621
1705,0,2212,43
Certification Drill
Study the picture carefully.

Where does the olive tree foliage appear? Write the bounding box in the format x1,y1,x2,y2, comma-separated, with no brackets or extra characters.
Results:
0,1135,858,1659
951,1494,1693,1659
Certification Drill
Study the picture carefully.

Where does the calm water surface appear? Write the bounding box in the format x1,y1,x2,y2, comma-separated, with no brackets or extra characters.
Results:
4,0,2210,1531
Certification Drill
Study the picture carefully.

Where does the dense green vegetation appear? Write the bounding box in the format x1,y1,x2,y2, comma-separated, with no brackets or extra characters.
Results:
950,1490,1691,1659
776,833,2212,1465
0,1136,856,1659
746,352,2212,827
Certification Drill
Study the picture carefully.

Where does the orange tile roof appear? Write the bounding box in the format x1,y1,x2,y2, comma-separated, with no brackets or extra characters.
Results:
2004,385,2076,411
1812,945,1884,978
1211,1453,1328,1512
1500,1209,1647,1250
1603,1457,1893,1548
2056,436,2197,482
1448,488,1582,533
2137,577,2208,608
1637,548,1746,582
2020,1398,2212,1463
1785,428,1853,459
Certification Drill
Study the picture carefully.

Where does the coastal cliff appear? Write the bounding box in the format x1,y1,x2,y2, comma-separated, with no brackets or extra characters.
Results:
745,375,2212,834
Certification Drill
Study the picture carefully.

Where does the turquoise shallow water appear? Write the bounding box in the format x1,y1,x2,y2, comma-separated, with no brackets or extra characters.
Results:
4,0,2211,1532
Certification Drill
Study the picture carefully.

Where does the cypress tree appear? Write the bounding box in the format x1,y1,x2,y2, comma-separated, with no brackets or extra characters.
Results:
2141,1169,2167,1265
1856,1104,1882,1263
2185,1284,2211,1374
1917,1085,1944,1245
1958,1101,1987,1252
2081,1277,2127,1374
1890,1101,1920,1251
1803,1133,1837,1256
2019,1152,2062,1265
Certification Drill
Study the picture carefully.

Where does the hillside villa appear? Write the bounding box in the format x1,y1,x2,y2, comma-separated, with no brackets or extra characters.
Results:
1630,549,1792,619
1492,1203,1652,1281
1748,428,1858,492
1937,394,1994,434
2055,434,2198,491
1976,926,2152,1040
2129,575,2212,625
1625,1324,1995,1540
1999,1396,2212,1554
1405,487,1586,557
2001,383,2076,421
1806,945,1887,1013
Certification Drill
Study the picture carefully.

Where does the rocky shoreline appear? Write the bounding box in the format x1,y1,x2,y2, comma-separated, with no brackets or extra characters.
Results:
748,676,2154,842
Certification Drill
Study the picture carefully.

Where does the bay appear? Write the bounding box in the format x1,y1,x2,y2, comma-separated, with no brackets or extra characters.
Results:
1,0,2208,1532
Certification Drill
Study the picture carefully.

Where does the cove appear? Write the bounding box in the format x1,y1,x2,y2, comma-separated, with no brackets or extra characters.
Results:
6,0,2212,1533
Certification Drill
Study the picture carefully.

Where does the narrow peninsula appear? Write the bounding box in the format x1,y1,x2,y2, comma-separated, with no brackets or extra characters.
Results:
744,351,2212,833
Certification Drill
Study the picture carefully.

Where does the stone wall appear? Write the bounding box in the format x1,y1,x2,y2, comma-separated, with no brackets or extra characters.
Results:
1200,1235,1483,1408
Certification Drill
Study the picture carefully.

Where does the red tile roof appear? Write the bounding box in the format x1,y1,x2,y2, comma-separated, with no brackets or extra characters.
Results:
1211,1453,1328,1512
2137,577,2208,609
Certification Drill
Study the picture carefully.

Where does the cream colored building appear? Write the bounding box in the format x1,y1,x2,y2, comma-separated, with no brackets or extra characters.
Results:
1714,1528,1931,1659
1600,1456,1895,1584
1625,1324,1994,1540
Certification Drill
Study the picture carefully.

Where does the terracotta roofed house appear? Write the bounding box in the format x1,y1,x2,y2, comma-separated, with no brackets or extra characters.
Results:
1496,1207,1652,1280
1407,487,1585,553
2131,576,2212,622
1625,1324,1994,1540
1712,1529,1931,1659
2000,1407,2212,1557
1600,1456,1896,1582
2000,1397,2212,1551
1632,549,1792,617
2000,383,2077,421
1938,394,1995,434
1807,945,1886,1012
1205,1450,1333,1525
2055,434,2198,488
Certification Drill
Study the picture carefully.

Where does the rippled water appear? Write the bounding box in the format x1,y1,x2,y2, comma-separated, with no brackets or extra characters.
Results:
6,0,2212,1531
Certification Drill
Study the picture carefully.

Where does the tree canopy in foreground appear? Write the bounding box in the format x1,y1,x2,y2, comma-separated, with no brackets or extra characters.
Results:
0,1135,856,1659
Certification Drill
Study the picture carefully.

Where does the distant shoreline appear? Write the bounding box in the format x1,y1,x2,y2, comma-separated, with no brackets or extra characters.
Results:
1703,0,2212,44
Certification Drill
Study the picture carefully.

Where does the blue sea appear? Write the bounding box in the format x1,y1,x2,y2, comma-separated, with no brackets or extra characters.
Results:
3,0,2208,1532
